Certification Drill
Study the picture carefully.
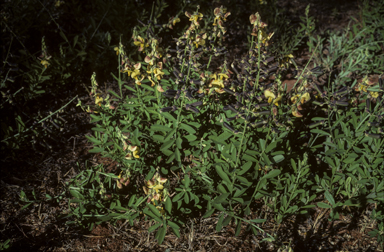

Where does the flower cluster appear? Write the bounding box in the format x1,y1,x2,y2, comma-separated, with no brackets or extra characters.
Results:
38,37,51,69
212,6,231,37
116,170,130,189
249,12,274,47
143,173,168,213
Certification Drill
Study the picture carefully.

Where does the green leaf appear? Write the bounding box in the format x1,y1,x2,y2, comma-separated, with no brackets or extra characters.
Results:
265,142,277,153
317,202,331,208
216,214,224,232
175,148,181,162
184,192,189,204
311,129,331,137
141,84,154,92
161,112,176,122
217,184,228,194
160,139,175,151
108,89,121,99
172,192,184,202
179,123,196,134
156,226,166,245
152,134,165,142
237,176,252,186
70,189,84,200
272,154,284,163
165,197,172,214
148,222,162,232
235,220,242,236
176,137,182,149
243,154,258,162
184,134,197,142
238,161,252,176
150,124,172,132
85,135,102,144
214,193,230,204
223,215,232,227
324,191,335,206
215,165,231,185
261,152,272,165
250,218,266,223
261,169,281,180
148,204,162,218
202,208,215,218
213,203,226,211
20,203,32,211
290,159,297,172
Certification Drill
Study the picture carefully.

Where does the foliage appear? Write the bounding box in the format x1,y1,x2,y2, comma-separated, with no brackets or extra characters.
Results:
71,0,384,246
3,0,383,248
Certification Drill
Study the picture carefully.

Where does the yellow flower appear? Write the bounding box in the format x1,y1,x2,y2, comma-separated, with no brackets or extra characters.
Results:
55,1,63,7
212,7,229,27
188,12,203,25
114,47,120,55
40,59,50,68
370,91,379,98
279,54,294,68
145,172,167,195
273,94,282,106
128,145,140,158
153,68,164,80
358,83,368,92
131,69,141,79
264,90,275,104
172,17,180,26
292,108,303,117
95,95,103,106
133,36,149,52
157,85,165,92
210,73,228,89
148,76,156,86
300,92,311,103
264,90,282,106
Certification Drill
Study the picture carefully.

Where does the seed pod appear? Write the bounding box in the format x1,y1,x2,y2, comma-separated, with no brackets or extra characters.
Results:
223,104,239,113
366,99,371,113
271,128,280,134
312,83,325,98
223,88,235,95
226,116,237,122
310,66,323,75
250,120,266,128
190,101,203,107
185,104,200,113
334,101,349,106
223,122,239,134
160,106,178,113
368,121,380,127
255,110,271,116
333,86,350,97
365,132,381,139
312,100,325,106
197,92,205,98
309,120,325,129
234,102,244,109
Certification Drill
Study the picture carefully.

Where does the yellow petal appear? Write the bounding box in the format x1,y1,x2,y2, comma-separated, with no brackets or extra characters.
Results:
292,109,303,117
300,93,311,103
264,90,276,99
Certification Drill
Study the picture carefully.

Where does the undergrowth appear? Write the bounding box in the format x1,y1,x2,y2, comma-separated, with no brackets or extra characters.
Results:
2,0,383,250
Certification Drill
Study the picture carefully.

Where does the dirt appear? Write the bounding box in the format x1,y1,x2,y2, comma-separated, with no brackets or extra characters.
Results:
1,0,382,251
